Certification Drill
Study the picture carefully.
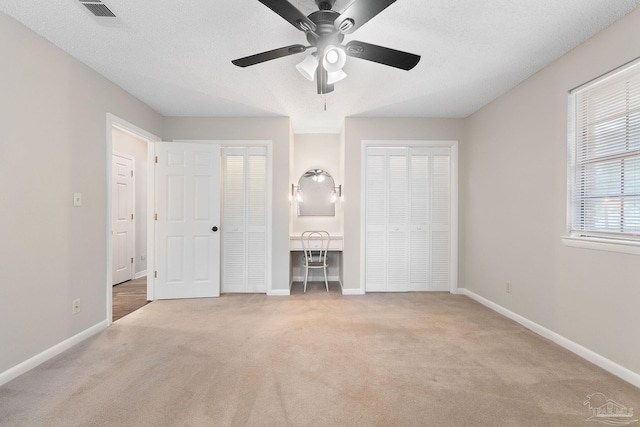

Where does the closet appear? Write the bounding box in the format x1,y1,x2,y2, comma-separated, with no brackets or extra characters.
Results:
365,146,452,292
221,147,268,293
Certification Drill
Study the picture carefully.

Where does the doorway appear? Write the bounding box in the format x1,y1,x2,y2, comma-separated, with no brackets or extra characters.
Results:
107,115,158,323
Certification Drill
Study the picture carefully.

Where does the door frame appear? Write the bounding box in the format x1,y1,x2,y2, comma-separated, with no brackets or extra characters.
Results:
111,151,136,285
106,114,160,326
360,140,459,295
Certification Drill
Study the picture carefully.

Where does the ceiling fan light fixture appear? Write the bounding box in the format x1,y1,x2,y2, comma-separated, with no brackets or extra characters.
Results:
325,49,339,64
327,69,347,85
322,45,346,73
232,1,422,97
296,54,318,81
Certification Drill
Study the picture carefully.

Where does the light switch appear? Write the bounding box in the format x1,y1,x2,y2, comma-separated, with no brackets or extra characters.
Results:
73,192,82,207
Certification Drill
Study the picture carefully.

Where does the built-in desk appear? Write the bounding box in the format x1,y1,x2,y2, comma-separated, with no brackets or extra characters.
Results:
289,234,343,289
289,234,343,251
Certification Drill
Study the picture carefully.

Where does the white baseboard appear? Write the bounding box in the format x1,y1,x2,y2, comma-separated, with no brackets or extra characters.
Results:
134,270,147,280
341,288,365,295
268,289,290,296
458,288,640,389
0,320,109,387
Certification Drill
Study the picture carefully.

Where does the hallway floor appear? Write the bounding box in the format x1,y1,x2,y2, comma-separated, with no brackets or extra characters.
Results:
112,277,148,321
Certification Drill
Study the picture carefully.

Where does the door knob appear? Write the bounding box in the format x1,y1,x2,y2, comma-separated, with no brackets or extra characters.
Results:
212,226,218,232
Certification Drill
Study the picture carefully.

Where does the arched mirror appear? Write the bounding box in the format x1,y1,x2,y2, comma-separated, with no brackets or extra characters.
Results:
295,169,338,216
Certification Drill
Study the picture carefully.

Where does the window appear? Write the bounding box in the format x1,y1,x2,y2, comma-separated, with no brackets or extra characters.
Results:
567,58,640,243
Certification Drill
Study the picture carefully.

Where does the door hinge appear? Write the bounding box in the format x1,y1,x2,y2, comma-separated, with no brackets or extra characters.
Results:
131,170,133,177
154,213,158,221
154,271,158,278
131,257,134,263
155,156,158,164
131,213,134,220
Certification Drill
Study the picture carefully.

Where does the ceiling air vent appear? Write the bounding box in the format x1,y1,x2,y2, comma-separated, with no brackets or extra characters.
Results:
77,0,123,26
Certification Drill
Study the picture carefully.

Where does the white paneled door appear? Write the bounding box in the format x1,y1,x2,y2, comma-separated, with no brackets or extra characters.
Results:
112,153,134,285
155,142,221,299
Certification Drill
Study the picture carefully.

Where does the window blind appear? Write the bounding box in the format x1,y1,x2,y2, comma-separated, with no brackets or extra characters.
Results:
569,58,640,240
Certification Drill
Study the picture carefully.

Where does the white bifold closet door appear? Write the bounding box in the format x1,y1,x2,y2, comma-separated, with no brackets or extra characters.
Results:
221,147,267,293
365,146,450,292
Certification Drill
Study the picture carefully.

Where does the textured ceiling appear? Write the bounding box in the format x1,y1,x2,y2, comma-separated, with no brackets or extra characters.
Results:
1,0,639,133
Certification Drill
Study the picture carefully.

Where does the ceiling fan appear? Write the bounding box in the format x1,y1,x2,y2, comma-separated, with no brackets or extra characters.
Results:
231,0,421,95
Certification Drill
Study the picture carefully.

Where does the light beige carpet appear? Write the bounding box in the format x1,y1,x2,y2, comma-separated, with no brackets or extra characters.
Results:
1,285,639,426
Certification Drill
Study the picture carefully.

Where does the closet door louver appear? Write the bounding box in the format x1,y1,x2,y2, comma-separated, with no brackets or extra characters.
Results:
431,149,450,291
409,149,430,291
387,149,409,291
365,149,387,291
365,148,409,292
222,153,245,292
365,146,451,292
246,153,267,292
222,147,267,293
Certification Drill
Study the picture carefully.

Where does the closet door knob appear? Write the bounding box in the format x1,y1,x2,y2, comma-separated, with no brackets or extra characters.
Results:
212,226,218,232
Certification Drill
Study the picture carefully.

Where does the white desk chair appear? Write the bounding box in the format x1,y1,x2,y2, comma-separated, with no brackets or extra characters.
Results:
301,231,330,292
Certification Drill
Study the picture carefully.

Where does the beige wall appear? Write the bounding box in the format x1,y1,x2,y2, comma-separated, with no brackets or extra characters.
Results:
463,8,640,373
162,117,291,292
0,12,163,374
290,133,344,235
342,118,466,291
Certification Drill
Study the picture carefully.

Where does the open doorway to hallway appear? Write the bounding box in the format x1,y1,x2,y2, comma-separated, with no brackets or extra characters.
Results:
110,123,153,321
112,277,148,321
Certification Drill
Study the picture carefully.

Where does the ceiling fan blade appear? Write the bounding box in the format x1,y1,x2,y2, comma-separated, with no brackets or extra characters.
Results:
258,0,317,33
345,40,420,71
334,0,396,34
232,44,308,67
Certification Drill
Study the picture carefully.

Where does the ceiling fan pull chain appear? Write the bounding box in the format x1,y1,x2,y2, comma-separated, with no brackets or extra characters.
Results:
324,94,327,111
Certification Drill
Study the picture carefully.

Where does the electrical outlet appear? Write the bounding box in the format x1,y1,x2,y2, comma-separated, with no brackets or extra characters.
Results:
505,282,512,294
72,299,81,314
